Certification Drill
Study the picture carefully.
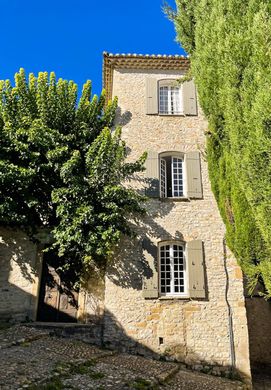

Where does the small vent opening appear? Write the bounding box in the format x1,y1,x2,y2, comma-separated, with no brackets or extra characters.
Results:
159,337,164,345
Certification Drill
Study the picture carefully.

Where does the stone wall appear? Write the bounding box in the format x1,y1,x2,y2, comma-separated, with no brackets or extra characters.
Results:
103,68,251,383
0,227,41,322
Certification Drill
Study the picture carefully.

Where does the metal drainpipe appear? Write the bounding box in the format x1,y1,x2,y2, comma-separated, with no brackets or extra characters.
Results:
223,237,236,373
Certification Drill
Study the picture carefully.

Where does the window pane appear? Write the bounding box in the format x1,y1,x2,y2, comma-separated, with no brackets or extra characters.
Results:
160,243,185,295
159,84,183,114
159,86,168,114
171,87,181,114
160,158,167,198
160,243,171,294
173,245,185,293
172,157,184,197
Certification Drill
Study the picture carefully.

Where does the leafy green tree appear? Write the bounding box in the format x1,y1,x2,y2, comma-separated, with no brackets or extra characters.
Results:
0,69,146,282
170,0,271,297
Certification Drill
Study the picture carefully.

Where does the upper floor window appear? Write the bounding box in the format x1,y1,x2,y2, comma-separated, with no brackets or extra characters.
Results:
145,150,202,200
160,153,185,198
145,78,197,116
159,81,184,115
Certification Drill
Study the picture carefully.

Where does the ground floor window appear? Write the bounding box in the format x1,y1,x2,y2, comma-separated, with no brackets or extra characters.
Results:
159,242,187,296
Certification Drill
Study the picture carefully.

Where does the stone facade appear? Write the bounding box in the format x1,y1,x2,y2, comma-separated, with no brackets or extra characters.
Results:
102,57,251,384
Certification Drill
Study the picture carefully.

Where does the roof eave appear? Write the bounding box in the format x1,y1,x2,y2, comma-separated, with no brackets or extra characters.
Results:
102,51,190,103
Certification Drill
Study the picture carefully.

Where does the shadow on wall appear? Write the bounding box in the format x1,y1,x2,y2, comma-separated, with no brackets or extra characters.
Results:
0,227,42,322
0,278,36,323
245,297,271,369
0,227,39,284
115,108,133,128
106,200,176,290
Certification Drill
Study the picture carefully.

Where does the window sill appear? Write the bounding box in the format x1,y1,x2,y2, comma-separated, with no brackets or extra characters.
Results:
158,113,185,117
160,197,190,202
159,296,190,301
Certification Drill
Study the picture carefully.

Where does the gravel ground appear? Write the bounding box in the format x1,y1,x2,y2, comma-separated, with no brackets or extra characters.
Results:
0,325,249,390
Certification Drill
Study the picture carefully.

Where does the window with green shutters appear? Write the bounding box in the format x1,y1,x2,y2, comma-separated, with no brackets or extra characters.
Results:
145,78,197,116
142,239,206,299
145,151,202,199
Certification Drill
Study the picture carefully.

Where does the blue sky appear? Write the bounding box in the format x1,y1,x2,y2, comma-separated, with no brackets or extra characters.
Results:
1,0,185,96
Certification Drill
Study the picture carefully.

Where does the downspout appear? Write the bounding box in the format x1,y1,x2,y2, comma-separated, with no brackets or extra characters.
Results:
223,236,236,373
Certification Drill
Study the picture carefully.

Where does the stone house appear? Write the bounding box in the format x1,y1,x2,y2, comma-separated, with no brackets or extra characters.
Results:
102,52,251,383
2,52,271,386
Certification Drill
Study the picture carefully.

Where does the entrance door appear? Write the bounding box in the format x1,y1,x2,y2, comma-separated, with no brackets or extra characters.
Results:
37,252,78,322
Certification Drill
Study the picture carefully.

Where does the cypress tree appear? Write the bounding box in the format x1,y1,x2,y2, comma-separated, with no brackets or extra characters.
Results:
171,0,271,297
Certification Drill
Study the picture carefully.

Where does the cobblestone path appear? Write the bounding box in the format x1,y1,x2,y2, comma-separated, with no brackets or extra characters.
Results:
0,325,247,389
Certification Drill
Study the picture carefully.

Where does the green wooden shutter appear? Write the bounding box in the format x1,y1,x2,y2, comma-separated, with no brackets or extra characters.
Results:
186,151,203,199
145,78,158,115
145,151,160,198
187,240,206,299
142,238,159,299
183,80,197,116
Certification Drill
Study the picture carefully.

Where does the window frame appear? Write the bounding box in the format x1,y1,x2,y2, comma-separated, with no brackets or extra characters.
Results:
158,79,184,116
158,241,188,298
159,152,187,199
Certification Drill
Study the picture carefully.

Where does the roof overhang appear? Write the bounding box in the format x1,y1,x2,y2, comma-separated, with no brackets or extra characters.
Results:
102,52,190,102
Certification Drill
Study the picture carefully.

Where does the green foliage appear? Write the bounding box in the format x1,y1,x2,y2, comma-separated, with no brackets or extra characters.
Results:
28,377,65,390
172,0,271,297
130,378,158,390
0,69,146,281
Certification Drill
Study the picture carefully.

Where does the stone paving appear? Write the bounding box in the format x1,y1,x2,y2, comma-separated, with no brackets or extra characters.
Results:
0,325,248,389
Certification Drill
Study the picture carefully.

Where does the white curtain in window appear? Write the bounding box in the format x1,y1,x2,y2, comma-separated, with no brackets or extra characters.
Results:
171,87,181,114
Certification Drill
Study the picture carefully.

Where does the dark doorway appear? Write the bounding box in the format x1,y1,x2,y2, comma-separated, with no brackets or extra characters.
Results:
37,251,79,322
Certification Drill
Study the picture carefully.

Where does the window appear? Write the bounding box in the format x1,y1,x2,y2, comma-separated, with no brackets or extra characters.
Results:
145,150,202,199
142,239,205,300
159,84,183,115
145,78,197,116
159,242,187,296
160,153,185,198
